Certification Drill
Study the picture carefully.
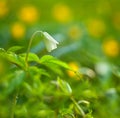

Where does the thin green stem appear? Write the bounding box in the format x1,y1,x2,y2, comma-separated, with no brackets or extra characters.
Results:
71,97,85,117
10,91,18,118
25,31,43,68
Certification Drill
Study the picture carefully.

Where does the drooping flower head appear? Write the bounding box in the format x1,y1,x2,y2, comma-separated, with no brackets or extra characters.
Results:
42,32,59,52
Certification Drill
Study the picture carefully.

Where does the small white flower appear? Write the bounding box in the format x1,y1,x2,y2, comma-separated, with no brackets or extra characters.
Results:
42,32,59,52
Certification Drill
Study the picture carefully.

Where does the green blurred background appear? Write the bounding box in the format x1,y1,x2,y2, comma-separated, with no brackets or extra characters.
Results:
0,0,120,117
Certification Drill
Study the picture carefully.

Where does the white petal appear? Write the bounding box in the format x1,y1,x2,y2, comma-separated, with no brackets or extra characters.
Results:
43,32,59,44
43,32,59,52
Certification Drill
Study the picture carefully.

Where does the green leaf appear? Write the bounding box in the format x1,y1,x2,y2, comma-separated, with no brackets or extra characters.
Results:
5,52,25,69
60,109,75,118
57,78,72,95
29,66,50,78
0,48,5,53
20,53,39,62
6,70,25,94
0,48,26,69
40,60,64,76
40,55,71,70
85,110,93,118
0,49,6,59
23,82,33,93
39,55,56,63
7,46,23,52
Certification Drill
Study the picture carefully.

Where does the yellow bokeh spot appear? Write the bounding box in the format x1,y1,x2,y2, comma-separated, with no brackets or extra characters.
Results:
67,62,79,77
19,6,39,24
87,19,106,38
0,1,8,18
102,37,119,57
68,26,82,40
52,4,72,23
113,12,120,30
11,22,26,39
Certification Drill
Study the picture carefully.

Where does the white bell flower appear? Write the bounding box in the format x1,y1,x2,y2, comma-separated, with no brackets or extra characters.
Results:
43,32,59,52
25,31,59,65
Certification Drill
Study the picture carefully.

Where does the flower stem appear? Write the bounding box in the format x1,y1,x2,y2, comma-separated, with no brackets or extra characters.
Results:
10,91,18,118
25,31,43,68
71,97,85,117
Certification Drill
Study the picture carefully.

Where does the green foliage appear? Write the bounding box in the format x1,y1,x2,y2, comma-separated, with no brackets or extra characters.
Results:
57,77,72,96
0,47,92,118
0,0,120,117
7,46,23,52
40,55,71,70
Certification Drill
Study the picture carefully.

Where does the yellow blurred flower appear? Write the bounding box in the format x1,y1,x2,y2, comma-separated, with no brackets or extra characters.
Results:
19,6,39,24
87,19,106,38
0,1,8,18
102,37,119,57
11,22,26,39
52,4,72,23
68,26,82,40
113,12,120,30
67,62,79,77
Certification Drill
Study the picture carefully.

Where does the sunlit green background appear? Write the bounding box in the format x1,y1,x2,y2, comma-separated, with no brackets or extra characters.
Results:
0,0,120,117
